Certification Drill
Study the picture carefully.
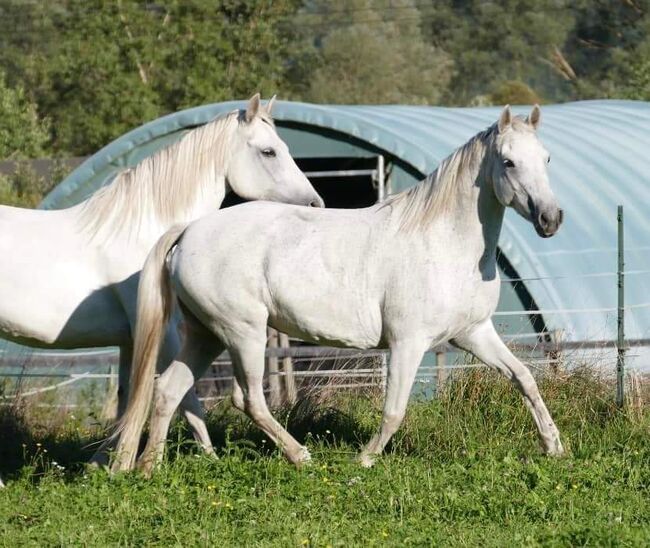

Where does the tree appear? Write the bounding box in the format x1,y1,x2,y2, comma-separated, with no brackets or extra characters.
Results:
289,0,453,104
561,1,650,100
0,0,303,155
489,80,544,106
419,0,575,105
0,71,49,160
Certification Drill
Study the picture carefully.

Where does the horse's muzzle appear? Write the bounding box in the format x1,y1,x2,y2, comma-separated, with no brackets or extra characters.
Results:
535,208,563,238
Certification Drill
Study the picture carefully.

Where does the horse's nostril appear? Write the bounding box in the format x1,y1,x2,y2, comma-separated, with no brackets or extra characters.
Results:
310,198,325,208
538,211,550,228
558,209,564,224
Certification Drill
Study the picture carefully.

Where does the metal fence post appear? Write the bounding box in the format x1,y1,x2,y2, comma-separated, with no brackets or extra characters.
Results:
616,205,625,407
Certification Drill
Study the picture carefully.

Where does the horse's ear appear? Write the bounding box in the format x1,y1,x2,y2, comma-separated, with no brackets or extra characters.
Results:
527,104,541,130
266,94,277,115
498,105,512,133
245,93,261,123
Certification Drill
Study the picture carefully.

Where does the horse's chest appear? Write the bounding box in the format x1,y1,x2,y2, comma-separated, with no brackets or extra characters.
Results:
393,270,500,336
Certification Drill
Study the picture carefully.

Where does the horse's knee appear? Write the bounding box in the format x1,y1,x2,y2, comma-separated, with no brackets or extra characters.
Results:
231,390,245,412
381,411,405,434
152,380,181,416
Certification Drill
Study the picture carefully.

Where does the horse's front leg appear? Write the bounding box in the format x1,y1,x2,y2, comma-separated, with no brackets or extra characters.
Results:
358,338,428,467
89,344,133,467
116,343,133,417
452,319,564,455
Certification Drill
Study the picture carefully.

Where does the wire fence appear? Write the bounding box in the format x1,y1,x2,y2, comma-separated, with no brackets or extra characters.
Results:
1,215,649,409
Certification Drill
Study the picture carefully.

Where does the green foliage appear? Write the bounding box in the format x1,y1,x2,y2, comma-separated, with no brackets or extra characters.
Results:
419,0,575,105
0,0,303,155
1,0,650,162
488,80,544,106
291,0,453,104
0,159,71,207
1,368,649,544
563,1,650,99
0,71,49,160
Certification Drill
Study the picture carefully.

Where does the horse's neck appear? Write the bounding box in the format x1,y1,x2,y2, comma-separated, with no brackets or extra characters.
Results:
422,174,505,276
172,174,228,225
87,173,228,257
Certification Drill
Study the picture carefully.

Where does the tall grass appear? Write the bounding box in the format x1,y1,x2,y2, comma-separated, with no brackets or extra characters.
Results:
1,366,649,545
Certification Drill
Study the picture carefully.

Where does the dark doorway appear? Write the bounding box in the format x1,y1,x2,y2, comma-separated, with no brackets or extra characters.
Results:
297,156,379,209
222,156,380,209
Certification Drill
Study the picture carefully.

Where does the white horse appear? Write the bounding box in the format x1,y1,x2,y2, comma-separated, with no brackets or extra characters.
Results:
114,105,565,474
0,94,324,474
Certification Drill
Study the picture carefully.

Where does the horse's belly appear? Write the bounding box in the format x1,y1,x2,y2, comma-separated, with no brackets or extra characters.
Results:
0,245,130,348
269,295,382,349
0,286,130,348
0,206,133,348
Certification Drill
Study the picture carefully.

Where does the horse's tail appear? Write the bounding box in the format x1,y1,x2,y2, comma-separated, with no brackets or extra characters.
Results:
111,223,187,472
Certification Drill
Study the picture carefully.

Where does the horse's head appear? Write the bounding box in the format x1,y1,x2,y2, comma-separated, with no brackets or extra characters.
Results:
227,94,324,208
491,105,562,238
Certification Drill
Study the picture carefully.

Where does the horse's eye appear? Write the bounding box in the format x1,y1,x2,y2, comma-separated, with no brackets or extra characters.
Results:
503,159,515,168
261,148,276,158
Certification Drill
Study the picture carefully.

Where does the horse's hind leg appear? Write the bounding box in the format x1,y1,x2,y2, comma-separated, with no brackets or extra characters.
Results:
453,320,563,455
137,319,223,476
229,333,310,465
157,327,216,457
359,339,427,467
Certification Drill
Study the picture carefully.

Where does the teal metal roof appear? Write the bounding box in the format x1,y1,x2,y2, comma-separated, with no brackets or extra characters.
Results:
41,100,650,343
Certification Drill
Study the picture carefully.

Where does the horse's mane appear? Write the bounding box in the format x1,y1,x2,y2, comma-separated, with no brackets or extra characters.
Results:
79,109,273,240
385,117,532,231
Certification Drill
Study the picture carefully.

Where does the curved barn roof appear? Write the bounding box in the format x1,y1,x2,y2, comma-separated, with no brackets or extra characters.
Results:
41,100,650,342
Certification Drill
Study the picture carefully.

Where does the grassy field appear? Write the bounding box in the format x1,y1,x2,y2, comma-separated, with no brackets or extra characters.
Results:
1,368,649,546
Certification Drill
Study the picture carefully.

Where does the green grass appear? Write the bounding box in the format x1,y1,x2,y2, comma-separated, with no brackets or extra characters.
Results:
1,368,649,546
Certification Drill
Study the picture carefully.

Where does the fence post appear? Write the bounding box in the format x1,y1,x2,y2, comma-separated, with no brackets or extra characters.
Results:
549,329,564,375
101,361,118,421
436,351,446,395
267,328,282,407
279,333,296,404
616,205,625,408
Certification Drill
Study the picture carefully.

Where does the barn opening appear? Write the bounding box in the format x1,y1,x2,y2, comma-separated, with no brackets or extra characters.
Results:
222,155,386,209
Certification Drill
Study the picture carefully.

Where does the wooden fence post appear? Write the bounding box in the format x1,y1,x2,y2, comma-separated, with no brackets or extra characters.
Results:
549,329,564,375
279,333,297,404
436,351,446,395
267,327,282,407
101,361,118,421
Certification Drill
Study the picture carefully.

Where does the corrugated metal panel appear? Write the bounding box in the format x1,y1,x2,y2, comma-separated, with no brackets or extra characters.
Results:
41,100,650,342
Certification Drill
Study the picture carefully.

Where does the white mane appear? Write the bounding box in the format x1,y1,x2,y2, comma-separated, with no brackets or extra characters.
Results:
386,117,533,231
79,109,251,240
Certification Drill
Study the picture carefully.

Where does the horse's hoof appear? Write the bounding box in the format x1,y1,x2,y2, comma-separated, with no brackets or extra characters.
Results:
544,438,565,457
289,446,311,466
358,453,376,468
135,457,155,478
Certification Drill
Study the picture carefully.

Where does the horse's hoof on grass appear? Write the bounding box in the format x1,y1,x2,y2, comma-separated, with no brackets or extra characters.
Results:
289,446,312,467
358,453,376,468
135,458,156,479
544,438,565,457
